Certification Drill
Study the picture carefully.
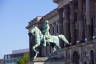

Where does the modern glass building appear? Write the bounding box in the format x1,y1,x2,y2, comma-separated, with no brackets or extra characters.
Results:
0,59,4,64
4,49,29,64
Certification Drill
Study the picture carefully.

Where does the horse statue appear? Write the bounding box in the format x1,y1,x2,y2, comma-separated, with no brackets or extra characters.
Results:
30,25,70,59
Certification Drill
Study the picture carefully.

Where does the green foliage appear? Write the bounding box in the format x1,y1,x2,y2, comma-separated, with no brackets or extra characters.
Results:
17,53,29,64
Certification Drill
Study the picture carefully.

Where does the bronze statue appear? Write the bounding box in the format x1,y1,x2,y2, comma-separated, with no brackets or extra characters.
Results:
30,20,69,59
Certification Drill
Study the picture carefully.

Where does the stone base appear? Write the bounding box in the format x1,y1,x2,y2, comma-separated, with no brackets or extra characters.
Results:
28,61,64,64
48,49,65,59
27,50,65,64
27,57,64,64
27,57,48,64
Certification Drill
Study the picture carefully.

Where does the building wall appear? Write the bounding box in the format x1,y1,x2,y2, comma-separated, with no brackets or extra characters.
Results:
45,40,96,64
4,49,29,64
26,0,96,61
27,40,96,64
0,59,4,64
4,53,24,64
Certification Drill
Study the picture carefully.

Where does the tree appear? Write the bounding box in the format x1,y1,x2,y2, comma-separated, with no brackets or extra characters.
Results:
17,53,29,64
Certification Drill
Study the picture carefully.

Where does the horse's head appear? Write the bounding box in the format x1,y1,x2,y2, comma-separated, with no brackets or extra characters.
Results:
30,25,37,35
30,25,42,36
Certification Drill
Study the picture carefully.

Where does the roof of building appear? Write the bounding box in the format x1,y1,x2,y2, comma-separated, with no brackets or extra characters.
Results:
26,8,58,29
12,48,29,54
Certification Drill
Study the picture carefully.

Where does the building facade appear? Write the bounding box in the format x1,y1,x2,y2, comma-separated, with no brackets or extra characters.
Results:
4,49,29,64
0,59,4,64
26,0,96,64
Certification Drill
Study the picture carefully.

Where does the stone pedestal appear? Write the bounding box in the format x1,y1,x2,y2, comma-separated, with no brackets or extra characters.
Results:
27,50,65,64
27,57,48,64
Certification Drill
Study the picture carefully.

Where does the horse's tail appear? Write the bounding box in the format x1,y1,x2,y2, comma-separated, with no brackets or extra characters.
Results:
58,35,69,44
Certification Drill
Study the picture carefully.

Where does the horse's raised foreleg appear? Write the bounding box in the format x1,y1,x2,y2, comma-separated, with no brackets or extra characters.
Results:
33,44,40,53
43,35,46,46
33,43,40,59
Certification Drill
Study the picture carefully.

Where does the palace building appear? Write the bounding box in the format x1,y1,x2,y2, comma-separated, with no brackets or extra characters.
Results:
26,0,96,64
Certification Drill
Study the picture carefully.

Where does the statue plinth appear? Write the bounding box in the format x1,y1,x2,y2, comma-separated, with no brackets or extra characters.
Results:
48,49,64,59
27,57,48,64
27,49,65,64
33,57,48,62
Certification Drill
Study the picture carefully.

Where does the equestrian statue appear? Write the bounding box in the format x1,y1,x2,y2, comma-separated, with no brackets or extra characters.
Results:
30,20,70,59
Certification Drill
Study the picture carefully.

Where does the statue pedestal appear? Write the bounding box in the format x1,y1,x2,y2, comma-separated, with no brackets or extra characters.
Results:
48,49,64,59
27,49,65,64
27,57,48,64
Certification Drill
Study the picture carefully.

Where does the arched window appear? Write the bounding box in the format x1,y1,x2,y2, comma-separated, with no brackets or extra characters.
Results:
72,51,80,64
84,62,87,64
90,50,94,64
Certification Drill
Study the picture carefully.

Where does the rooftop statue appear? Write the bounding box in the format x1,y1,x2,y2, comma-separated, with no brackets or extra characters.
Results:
30,20,70,59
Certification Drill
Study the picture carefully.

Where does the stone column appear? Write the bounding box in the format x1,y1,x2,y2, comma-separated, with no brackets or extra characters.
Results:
70,2,76,45
78,0,85,42
86,0,93,41
58,8,64,34
28,32,35,60
58,8,65,48
90,0,96,39
95,2,96,38
63,5,71,44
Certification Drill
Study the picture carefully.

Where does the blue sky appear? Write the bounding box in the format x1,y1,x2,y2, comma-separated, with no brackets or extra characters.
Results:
0,0,57,59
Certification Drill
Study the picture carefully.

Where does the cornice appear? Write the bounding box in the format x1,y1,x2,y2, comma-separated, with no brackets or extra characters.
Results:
26,16,42,29
43,8,58,20
53,0,62,4
53,0,72,8
26,9,58,29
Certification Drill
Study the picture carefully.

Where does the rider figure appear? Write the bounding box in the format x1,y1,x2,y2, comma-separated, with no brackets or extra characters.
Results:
42,20,50,46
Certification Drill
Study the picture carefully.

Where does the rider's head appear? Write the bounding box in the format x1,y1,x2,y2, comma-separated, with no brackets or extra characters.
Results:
32,25,35,27
44,20,49,24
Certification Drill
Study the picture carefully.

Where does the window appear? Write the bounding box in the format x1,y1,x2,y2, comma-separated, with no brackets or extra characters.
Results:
4,55,8,60
84,62,87,64
90,50,94,64
72,51,80,64
8,55,11,59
